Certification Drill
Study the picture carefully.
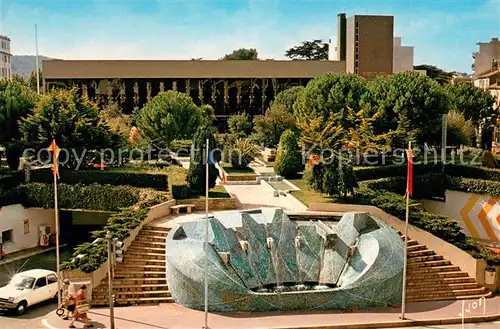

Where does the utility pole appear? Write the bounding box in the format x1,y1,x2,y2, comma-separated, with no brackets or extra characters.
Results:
441,114,447,170
35,24,40,95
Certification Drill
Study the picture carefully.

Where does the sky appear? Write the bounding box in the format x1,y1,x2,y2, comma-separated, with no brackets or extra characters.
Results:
0,0,499,73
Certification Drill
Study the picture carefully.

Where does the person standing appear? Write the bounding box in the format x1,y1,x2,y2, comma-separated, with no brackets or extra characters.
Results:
68,285,93,328
62,279,75,320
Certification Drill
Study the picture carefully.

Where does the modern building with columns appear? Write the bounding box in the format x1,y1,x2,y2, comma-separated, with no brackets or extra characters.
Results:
43,13,395,116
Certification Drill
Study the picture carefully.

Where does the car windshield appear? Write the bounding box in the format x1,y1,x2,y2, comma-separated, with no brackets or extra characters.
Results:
10,275,36,289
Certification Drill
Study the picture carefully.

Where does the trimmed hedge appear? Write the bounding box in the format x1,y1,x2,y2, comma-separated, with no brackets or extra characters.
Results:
361,173,447,199
170,139,192,157
0,183,142,211
28,169,168,190
354,163,441,182
446,176,500,197
445,164,500,182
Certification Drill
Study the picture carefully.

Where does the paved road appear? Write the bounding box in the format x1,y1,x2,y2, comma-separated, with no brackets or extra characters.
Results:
0,299,55,329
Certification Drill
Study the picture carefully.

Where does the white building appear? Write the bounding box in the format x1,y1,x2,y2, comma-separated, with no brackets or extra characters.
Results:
473,38,500,76
393,37,414,73
328,37,337,61
0,35,12,79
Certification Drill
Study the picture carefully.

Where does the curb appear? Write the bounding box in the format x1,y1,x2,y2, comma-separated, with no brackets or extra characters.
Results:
268,314,500,329
41,314,500,329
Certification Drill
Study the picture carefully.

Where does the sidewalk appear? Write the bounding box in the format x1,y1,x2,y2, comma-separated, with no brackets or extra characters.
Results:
42,296,500,329
0,244,67,266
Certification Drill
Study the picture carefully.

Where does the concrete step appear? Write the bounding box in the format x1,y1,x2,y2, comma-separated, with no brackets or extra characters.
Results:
407,291,491,302
124,258,165,265
408,250,436,257
406,282,480,293
129,241,166,248
134,236,167,243
408,265,461,274
94,284,169,292
408,255,444,263
127,246,165,253
92,296,175,306
125,252,165,260
109,277,167,285
407,271,469,280
407,244,427,252
94,289,172,299
114,271,166,278
138,230,169,237
116,264,165,271
406,276,476,286
143,226,171,232
407,259,451,268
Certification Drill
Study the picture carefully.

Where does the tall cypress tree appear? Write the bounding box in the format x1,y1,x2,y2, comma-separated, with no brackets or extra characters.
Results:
187,124,220,194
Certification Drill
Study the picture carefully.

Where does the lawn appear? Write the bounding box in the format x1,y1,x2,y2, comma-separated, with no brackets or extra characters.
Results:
288,179,344,206
222,164,256,175
197,185,231,199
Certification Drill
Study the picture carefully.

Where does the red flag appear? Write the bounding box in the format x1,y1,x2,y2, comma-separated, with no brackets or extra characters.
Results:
47,139,60,179
405,149,413,197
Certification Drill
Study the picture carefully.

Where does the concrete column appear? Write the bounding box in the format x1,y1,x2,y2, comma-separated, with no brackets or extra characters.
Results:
173,80,177,92
186,79,190,97
133,81,139,106
82,82,88,97
476,259,487,285
146,81,152,102
160,81,165,92
198,80,204,104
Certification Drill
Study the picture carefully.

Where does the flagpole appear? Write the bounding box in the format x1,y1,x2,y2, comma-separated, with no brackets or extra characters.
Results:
53,148,61,308
203,138,209,329
401,140,411,320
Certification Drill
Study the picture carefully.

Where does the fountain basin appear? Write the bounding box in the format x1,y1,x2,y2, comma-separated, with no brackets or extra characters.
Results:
166,208,403,312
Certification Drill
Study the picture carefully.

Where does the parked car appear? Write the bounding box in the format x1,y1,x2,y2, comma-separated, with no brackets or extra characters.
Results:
0,269,59,315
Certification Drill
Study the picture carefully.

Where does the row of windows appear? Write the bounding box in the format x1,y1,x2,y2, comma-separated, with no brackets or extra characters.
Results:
0,67,11,78
1,40,10,52
2,55,10,63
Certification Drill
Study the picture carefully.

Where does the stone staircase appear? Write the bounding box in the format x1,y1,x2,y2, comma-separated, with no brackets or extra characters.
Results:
92,225,174,306
402,234,492,302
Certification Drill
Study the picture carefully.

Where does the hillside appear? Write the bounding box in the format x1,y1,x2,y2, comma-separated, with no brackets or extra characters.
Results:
12,55,52,77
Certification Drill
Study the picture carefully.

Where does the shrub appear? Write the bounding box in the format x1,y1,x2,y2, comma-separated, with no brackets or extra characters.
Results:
227,113,251,137
227,139,259,169
187,125,219,194
353,163,441,182
445,164,500,182
446,176,500,197
272,86,304,114
0,183,144,211
305,155,357,197
446,110,475,146
170,139,192,157
252,103,296,148
361,173,446,199
28,169,168,190
274,130,303,178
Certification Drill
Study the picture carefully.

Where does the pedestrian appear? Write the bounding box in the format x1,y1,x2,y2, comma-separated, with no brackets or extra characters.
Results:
62,279,75,320
68,284,93,328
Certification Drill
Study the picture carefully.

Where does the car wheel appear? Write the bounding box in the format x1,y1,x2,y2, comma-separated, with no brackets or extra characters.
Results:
15,301,27,315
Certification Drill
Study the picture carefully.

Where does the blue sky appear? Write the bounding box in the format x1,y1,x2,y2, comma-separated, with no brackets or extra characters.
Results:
1,0,499,73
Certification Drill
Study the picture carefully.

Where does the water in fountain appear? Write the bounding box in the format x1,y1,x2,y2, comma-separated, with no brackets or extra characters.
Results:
266,236,284,292
239,239,266,292
294,235,308,291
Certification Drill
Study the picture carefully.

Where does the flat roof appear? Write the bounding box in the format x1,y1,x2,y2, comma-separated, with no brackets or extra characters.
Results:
43,59,346,79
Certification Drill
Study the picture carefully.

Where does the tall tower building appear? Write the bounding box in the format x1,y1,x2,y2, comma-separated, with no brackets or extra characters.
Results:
472,38,500,76
345,15,394,76
393,37,414,73
0,35,12,79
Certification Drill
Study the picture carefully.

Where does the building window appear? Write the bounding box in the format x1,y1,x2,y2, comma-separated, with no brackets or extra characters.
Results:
23,219,30,234
1,229,13,243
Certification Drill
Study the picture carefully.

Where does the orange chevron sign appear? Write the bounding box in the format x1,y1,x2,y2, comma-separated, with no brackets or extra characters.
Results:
460,195,500,242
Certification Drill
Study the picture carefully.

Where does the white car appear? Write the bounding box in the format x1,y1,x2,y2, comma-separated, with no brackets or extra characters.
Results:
0,269,59,315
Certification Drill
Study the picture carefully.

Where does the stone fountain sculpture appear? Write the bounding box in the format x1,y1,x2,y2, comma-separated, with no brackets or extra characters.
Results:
166,208,403,312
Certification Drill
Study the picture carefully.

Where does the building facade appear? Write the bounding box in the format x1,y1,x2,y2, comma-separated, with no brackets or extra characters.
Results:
393,37,414,73
472,38,500,76
43,14,396,115
0,35,12,79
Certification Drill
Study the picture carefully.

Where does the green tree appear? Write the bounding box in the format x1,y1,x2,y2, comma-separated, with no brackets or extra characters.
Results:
272,86,304,114
0,80,38,169
294,73,371,150
304,155,357,197
221,48,258,60
227,138,259,169
446,110,475,147
284,39,328,60
187,125,219,194
369,71,450,147
274,130,302,178
19,89,123,169
227,112,251,137
11,73,27,86
413,64,454,85
252,102,296,148
136,91,203,148
27,68,43,93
